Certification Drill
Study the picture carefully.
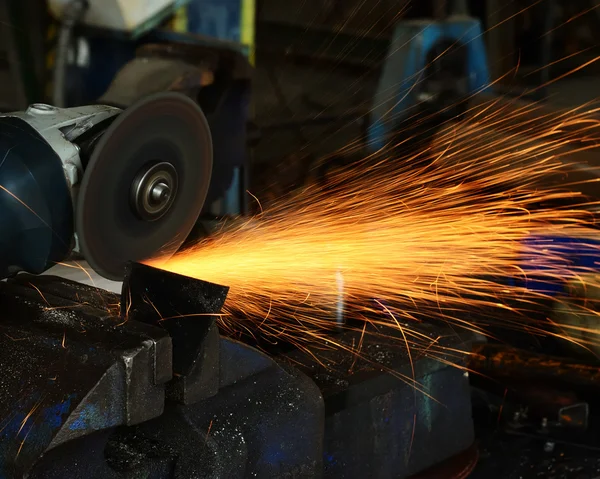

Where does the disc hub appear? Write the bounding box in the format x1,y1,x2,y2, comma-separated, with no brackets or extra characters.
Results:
131,162,178,221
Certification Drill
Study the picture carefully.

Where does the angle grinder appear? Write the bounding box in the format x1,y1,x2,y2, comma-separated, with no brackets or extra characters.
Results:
0,92,213,280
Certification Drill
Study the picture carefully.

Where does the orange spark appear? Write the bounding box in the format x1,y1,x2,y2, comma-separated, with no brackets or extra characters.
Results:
206,420,213,441
149,96,600,365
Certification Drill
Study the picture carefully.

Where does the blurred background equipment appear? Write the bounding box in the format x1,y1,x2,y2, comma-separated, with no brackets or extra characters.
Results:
367,0,490,153
47,0,187,32
45,0,253,221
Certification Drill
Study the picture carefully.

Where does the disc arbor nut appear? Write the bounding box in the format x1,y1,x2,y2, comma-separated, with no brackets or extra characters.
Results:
76,92,213,280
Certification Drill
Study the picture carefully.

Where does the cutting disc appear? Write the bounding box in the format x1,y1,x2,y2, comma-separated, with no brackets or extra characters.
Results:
76,92,212,280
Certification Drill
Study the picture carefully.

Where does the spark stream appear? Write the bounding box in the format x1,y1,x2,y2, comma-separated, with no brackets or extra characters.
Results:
149,98,600,358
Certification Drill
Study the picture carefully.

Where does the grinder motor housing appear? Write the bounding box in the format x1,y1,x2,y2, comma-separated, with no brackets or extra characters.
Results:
0,92,214,281
0,102,120,278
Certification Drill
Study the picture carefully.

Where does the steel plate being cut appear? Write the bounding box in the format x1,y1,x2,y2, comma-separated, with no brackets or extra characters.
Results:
77,92,213,280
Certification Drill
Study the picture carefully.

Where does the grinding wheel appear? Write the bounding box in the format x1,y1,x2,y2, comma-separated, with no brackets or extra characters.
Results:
76,92,212,280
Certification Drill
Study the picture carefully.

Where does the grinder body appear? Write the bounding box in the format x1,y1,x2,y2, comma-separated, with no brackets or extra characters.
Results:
0,92,214,280
0,104,120,278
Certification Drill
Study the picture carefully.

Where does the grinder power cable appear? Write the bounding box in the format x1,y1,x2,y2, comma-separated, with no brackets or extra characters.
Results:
0,92,213,280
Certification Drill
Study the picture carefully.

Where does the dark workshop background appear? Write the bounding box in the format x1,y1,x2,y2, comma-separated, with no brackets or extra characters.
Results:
1,0,599,194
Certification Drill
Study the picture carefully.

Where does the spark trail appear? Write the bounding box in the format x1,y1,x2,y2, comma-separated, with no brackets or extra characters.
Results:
150,97,600,359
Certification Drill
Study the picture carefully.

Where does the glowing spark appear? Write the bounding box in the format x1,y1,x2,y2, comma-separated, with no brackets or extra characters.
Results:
16,397,45,458
497,388,508,425
206,420,213,441
116,288,133,327
4,334,27,342
16,428,32,459
247,190,263,214
148,97,600,368
376,300,415,382
407,413,416,462
0,185,51,229
17,404,39,437
29,284,50,307
143,295,163,321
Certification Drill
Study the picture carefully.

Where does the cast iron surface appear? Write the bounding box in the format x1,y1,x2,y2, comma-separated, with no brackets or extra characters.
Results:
0,263,324,478
277,322,475,478
410,444,479,479
27,263,324,478
0,117,73,279
30,337,325,479
122,262,229,404
0,274,171,478
0,262,475,478
76,92,213,280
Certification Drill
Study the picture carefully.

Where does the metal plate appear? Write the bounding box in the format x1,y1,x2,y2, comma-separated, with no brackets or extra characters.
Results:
76,92,212,280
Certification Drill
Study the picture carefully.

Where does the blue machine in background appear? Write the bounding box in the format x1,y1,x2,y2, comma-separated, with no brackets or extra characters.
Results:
368,16,490,152
364,12,600,299
517,233,600,296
